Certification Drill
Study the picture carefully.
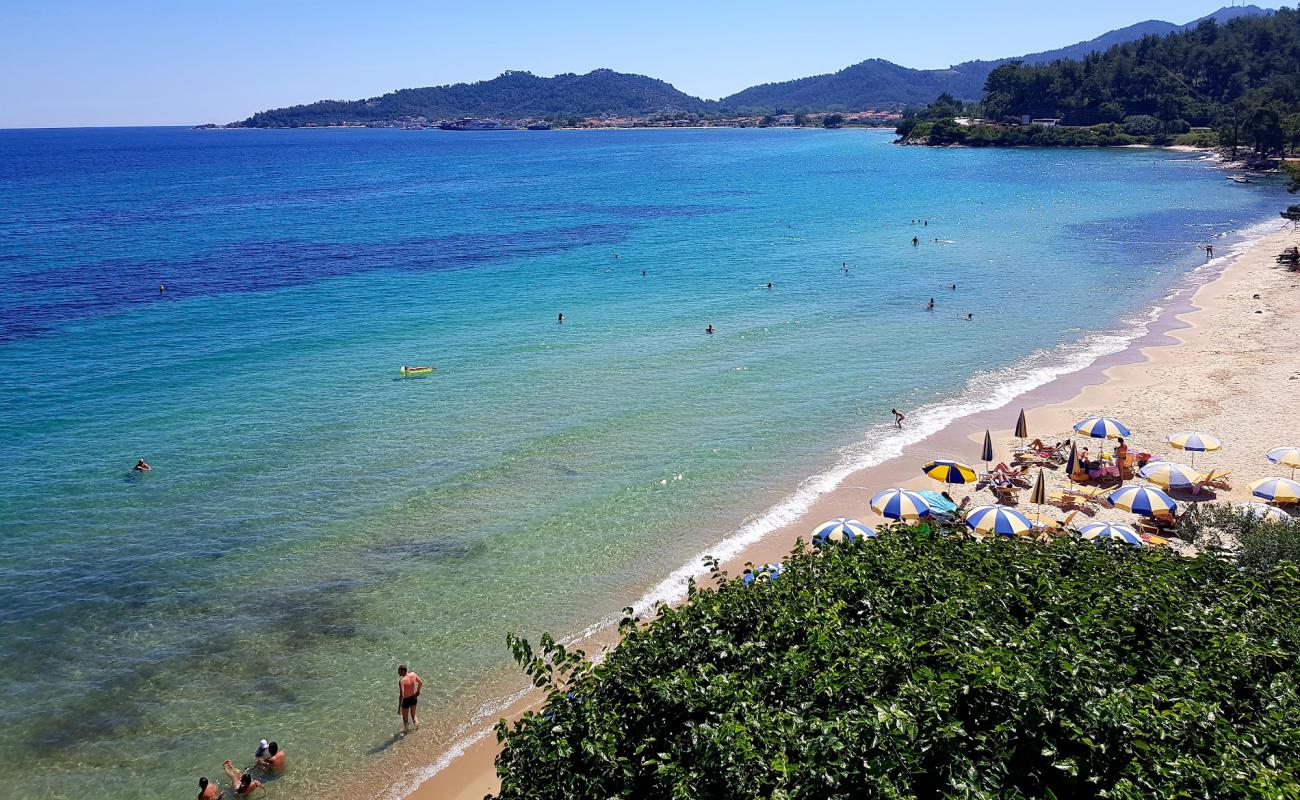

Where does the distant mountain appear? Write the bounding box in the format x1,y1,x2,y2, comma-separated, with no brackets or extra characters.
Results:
230,6,1273,126
234,69,714,128
718,5,1273,112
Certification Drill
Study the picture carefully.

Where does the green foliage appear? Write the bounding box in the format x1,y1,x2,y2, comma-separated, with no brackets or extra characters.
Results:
1286,161,1300,193
900,120,1139,147
492,525,1300,799
1173,129,1220,147
1178,503,1300,575
1122,115,1164,137
822,113,845,129
977,10,1300,154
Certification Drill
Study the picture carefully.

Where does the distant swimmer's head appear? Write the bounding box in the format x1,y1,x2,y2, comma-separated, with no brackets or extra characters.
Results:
397,665,408,676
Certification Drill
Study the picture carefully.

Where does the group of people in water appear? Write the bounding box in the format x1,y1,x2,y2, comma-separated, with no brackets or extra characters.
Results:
191,665,420,797
196,740,285,798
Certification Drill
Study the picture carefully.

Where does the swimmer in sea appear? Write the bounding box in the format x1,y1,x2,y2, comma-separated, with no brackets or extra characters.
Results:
965,312,974,321
557,312,564,324
842,262,849,273
705,324,715,334
766,282,773,289
159,284,166,294
197,777,221,800
256,742,285,774
912,237,919,246
223,762,262,796
133,459,151,472
927,297,935,310
949,283,957,290
641,270,647,277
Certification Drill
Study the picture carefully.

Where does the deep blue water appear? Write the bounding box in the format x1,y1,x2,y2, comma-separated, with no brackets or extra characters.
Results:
0,126,1285,799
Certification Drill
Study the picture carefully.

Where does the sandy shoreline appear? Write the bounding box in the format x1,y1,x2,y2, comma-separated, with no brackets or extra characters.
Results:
405,220,1300,800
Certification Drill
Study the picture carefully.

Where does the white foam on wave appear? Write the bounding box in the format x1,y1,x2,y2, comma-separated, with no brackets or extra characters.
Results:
388,213,1288,799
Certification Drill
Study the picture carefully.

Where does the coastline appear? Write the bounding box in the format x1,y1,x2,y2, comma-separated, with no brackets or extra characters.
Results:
401,218,1300,800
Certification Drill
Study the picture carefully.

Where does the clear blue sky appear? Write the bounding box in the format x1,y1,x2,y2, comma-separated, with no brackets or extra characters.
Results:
0,0,1270,128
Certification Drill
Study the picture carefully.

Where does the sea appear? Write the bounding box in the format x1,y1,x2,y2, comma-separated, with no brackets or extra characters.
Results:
0,126,1287,799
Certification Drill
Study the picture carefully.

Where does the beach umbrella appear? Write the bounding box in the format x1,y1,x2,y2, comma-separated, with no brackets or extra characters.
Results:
1239,502,1289,522
1064,441,1079,486
1166,432,1222,467
1109,485,1178,517
812,517,875,544
742,563,783,585
965,504,1032,537
1029,468,1047,505
1014,409,1028,442
980,430,994,471
1137,461,1200,491
869,489,932,521
1079,522,1144,547
1073,416,1130,439
921,459,978,486
1248,477,1300,504
1266,446,1300,478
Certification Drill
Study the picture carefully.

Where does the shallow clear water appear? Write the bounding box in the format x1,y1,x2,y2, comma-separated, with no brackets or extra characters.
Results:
0,127,1284,798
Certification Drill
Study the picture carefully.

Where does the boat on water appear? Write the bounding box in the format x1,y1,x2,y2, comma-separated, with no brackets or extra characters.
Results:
1229,175,1251,184
438,118,517,131
400,366,434,375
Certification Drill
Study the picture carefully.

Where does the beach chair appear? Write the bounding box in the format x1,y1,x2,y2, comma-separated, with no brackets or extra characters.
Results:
990,483,1019,505
1193,470,1231,494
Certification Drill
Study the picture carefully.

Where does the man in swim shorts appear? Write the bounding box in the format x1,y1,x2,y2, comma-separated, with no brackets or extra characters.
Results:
197,776,221,800
398,665,423,731
256,741,286,774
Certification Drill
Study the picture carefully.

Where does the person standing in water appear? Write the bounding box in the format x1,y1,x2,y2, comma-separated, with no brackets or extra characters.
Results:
397,665,423,732
557,312,564,324
705,324,715,334
197,777,221,800
892,408,906,428
926,298,935,310
912,237,919,246
133,459,151,472
841,262,849,273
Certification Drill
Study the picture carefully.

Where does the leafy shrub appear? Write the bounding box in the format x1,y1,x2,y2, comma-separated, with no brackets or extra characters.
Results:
1122,115,1164,137
1177,503,1300,575
492,525,1300,799
1174,130,1220,148
1165,118,1191,135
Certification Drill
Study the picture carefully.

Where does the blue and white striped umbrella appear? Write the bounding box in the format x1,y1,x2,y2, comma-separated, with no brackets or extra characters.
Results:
1108,485,1178,516
1079,522,1144,546
869,489,932,521
1239,502,1289,522
1074,416,1131,439
742,563,783,585
964,504,1032,537
1249,477,1300,504
812,517,875,544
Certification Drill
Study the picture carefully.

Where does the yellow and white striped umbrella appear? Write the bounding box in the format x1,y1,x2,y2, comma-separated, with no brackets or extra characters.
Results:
1249,477,1300,504
1266,447,1300,478
869,489,932,520
1108,485,1178,517
921,459,978,486
1137,461,1199,491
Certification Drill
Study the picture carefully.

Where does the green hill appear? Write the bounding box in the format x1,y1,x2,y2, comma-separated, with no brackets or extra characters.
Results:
234,69,714,127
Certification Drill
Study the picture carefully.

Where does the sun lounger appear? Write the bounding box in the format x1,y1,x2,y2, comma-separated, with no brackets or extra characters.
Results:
990,484,1019,505
1193,470,1231,494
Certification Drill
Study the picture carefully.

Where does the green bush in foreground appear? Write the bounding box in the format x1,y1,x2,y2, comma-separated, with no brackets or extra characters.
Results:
492,525,1300,799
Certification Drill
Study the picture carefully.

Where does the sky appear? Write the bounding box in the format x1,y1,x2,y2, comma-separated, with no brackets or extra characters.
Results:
0,0,1274,128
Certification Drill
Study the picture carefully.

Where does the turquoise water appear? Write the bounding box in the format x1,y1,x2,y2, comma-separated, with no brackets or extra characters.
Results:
0,127,1285,799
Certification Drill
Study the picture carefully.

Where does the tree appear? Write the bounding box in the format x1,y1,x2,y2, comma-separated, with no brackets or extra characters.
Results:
1282,113,1300,155
1122,115,1163,136
823,113,845,128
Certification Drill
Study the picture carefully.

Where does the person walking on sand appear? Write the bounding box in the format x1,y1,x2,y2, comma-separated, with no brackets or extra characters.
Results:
397,665,423,732
892,408,905,428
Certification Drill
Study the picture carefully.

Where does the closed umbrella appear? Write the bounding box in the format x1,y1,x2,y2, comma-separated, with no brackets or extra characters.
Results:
1166,432,1221,468
1108,485,1178,517
1266,446,1300,478
812,518,875,544
921,459,978,487
981,430,994,472
965,504,1032,537
1137,461,1200,491
869,489,932,521
1064,441,1079,486
1029,468,1047,505
1014,409,1028,442
1079,522,1144,546
1249,477,1300,504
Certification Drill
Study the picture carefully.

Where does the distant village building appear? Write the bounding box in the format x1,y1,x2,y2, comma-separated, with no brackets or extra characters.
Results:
1031,118,1062,127
772,114,797,126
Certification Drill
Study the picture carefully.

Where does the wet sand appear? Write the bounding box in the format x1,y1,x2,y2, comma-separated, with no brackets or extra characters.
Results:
406,223,1300,799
